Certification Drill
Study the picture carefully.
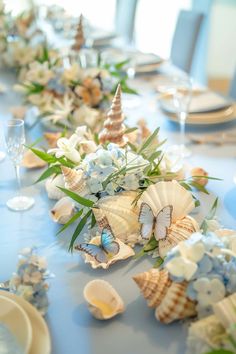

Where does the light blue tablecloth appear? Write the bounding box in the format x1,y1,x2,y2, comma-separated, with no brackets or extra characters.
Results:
1,69,236,354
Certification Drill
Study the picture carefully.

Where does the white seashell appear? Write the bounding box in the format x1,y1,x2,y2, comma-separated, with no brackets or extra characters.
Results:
22,149,47,169
213,293,236,329
45,174,65,200
83,279,125,320
50,197,76,224
61,166,89,196
139,180,195,222
92,191,140,246
77,236,134,269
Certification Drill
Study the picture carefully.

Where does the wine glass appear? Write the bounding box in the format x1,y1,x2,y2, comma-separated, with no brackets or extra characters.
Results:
4,119,35,211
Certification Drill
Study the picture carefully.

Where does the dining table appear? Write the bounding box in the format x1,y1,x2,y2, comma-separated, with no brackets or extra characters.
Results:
0,62,236,354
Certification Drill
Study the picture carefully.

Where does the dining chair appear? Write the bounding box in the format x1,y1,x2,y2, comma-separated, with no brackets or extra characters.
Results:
170,10,204,74
229,69,236,100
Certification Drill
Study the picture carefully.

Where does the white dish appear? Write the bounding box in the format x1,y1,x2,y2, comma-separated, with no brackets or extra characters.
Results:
0,295,32,353
0,291,51,354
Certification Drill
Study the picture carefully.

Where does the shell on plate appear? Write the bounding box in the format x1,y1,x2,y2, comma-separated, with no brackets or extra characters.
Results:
213,293,236,329
50,197,76,224
76,235,135,269
22,149,47,169
92,191,140,246
133,269,171,308
44,132,62,148
154,281,197,324
133,268,196,324
45,174,65,200
61,166,89,196
83,279,125,320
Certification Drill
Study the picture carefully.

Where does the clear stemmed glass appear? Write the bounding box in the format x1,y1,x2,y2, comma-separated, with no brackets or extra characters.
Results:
4,119,35,211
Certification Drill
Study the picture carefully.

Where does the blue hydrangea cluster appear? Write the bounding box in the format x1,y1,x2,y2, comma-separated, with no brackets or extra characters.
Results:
163,232,236,318
9,248,50,315
81,143,148,196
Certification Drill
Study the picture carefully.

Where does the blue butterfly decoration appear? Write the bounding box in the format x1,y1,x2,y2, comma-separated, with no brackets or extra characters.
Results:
75,227,120,263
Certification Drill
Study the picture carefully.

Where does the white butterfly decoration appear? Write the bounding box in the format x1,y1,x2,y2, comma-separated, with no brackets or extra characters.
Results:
138,203,173,241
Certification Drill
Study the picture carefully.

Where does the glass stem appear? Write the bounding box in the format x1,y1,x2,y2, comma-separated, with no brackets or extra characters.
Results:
14,164,21,196
179,111,186,147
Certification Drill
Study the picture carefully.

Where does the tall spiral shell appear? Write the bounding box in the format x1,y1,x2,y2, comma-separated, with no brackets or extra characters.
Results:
133,269,171,308
61,166,88,195
99,84,127,147
72,15,85,51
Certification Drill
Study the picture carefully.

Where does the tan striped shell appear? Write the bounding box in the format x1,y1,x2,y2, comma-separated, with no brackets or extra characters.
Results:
155,282,196,324
61,166,89,196
133,269,171,308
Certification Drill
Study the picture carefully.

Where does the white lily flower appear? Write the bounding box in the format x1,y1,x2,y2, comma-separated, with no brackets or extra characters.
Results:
48,135,81,163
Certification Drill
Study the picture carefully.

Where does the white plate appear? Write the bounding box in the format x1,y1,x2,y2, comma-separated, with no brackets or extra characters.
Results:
0,295,32,353
0,291,51,354
164,105,236,125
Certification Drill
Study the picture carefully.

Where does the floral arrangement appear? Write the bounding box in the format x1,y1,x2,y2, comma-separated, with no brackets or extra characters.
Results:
9,247,50,315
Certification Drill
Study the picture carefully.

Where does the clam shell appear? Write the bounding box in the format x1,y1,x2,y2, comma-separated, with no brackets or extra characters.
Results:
92,191,140,246
133,269,171,308
213,293,236,329
45,174,65,200
76,236,135,269
155,282,196,324
22,149,47,169
159,215,199,258
61,166,88,196
139,181,195,222
83,279,125,320
50,197,76,224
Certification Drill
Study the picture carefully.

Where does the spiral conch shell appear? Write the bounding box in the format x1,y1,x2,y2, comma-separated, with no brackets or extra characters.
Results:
22,149,47,169
50,197,76,224
133,268,196,324
92,191,140,246
72,15,85,51
83,279,125,320
61,166,89,196
99,84,127,147
76,236,135,269
139,181,199,258
45,174,65,200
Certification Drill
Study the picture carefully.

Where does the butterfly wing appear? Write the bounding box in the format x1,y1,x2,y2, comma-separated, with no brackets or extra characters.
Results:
139,203,155,240
76,243,107,263
101,228,120,256
154,205,173,240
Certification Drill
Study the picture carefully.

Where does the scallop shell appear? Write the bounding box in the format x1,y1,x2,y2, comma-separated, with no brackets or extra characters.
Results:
154,282,197,324
158,215,199,258
22,149,47,169
83,279,125,320
92,191,140,246
213,293,236,329
76,236,135,269
139,180,195,222
133,269,171,308
45,174,65,200
50,197,76,224
61,166,89,196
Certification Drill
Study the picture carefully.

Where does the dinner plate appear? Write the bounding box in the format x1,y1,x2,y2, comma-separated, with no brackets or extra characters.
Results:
163,105,236,125
0,291,51,354
0,295,32,353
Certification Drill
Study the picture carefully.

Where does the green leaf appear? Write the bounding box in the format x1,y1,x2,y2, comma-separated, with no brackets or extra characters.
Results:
149,150,162,163
57,209,83,235
90,212,97,229
200,197,219,233
179,182,192,191
204,350,234,354
29,147,57,164
114,59,130,70
69,210,92,251
153,257,164,268
35,165,61,183
124,127,138,135
138,127,159,155
58,187,95,207
189,181,209,194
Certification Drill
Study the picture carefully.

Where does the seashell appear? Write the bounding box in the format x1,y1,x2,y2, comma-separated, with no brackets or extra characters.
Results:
50,197,76,224
45,174,65,200
77,236,135,269
61,166,89,196
133,269,171,308
191,167,208,187
72,15,85,51
22,149,47,169
158,215,199,258
83,279,125,320
213,293,236,329
44,132,62,148
154,281,196,324
99,84,127,147
92,191,140,246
